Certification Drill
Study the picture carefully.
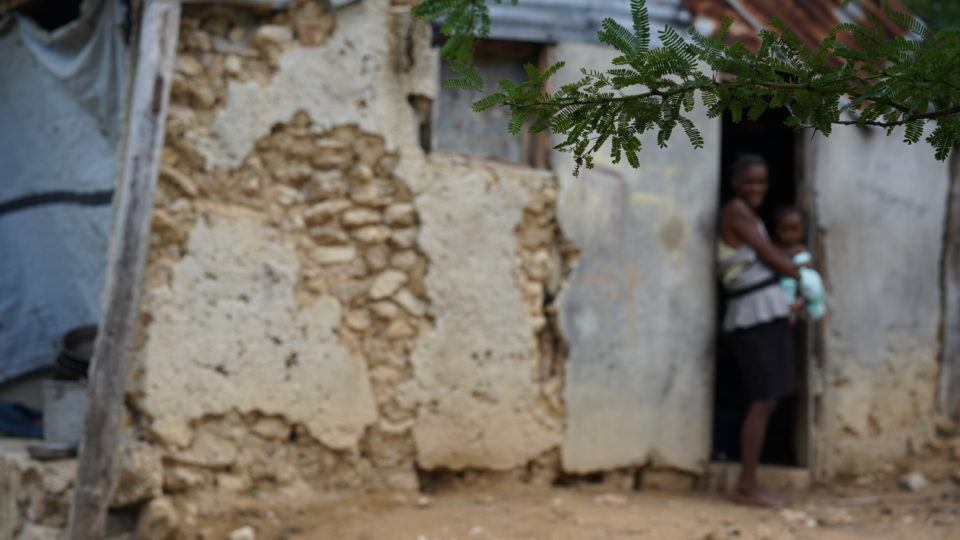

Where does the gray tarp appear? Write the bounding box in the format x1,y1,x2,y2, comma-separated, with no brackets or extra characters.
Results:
0,0,126,383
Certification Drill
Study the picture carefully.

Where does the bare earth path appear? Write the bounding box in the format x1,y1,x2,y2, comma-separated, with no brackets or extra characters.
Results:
196,462,960,540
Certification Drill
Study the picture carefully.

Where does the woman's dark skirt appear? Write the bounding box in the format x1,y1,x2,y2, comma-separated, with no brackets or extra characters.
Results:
725,318,795,402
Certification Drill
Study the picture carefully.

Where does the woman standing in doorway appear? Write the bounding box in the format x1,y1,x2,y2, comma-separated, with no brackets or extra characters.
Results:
718,154,800,507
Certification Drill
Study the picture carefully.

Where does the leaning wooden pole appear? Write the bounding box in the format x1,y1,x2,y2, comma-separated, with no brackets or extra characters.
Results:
67,1,180,537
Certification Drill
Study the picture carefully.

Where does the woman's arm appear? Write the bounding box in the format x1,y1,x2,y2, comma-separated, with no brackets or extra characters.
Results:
723,200,800,280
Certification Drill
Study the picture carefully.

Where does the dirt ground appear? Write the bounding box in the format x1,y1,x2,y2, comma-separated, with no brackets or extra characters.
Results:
196,457,960,540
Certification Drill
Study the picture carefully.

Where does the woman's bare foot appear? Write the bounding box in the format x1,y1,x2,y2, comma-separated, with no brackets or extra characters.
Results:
731,486,784,508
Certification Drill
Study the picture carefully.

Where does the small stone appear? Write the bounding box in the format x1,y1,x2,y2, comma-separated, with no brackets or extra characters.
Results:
342,208,382,227
253,25,293,46
814,507,854,526
159,165,199,197
274,163,313,185
136,497,179,539
304,172,348,202
415,495,432,508
304,199,351,226
899,471,929,492
189,85,217,108
314,246,357,265
902,515,915,524
309,226,349,245
176,56,203,77
294,2,334,46
370,301,400,319
312,152,353,170
935,415,958,437
390,250,418,270
350,182,392,206
365,245,390,271
370,270,408,299
469,526,486,536
224,55,242,75
275,185,302,206
384,203,416,226
393,288,426,317
391,228,418,248
386,319,415,339
228,526,257,540
352,225,393,244
345,310,371,331
252,417,290,441
349,164,376,182
593,493,628,507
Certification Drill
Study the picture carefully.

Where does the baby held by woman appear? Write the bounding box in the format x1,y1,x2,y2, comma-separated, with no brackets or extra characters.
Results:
772,207,825,321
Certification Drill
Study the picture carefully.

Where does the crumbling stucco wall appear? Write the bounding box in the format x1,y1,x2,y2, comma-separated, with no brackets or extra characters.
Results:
811,127,950,475
127,1,567,523
549,43,720,473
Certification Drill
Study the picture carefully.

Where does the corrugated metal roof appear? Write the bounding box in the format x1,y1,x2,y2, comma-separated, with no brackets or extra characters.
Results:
486,0,690,45
680,0,912,50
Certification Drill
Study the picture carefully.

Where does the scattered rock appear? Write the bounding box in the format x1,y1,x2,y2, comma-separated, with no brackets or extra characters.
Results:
899,471,929,492
593,493,628,507
780,509,817,528
313,246,357,265
253,25,293,46
304,199,351,226
228,526,257,540
352,225,393,244
415,495,432,508
370,270,408,299
813,507,854,526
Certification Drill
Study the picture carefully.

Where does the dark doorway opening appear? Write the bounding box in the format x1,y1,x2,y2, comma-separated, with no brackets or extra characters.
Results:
712,109,808,467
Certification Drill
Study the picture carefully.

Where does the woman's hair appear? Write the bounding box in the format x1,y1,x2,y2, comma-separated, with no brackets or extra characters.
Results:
730,153,767,181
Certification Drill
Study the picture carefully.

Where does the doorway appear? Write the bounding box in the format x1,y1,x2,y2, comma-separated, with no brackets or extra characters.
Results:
711,108,809,467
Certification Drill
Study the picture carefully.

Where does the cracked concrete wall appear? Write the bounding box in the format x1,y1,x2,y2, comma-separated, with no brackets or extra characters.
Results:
549,43,719,474
124,2,568,528
811,127,950,475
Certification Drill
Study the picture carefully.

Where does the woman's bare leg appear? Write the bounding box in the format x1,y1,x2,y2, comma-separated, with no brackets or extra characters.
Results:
735,399,781,507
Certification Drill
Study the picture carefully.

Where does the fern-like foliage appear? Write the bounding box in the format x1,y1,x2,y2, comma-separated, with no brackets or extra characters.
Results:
417,0,960,173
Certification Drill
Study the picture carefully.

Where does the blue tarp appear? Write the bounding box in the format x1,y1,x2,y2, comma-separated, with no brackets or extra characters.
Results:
0,0,125,383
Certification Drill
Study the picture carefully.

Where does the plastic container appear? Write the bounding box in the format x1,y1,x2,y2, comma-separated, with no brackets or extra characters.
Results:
42,379,88,445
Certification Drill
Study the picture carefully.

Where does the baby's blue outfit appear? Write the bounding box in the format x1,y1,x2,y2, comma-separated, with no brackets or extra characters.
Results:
780,252,825,320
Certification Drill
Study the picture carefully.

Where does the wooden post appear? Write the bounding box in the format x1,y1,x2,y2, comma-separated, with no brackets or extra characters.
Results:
942,146,960,419
67,1,180,538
